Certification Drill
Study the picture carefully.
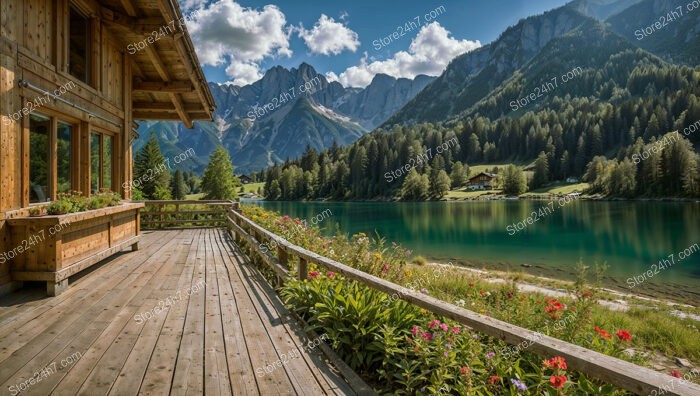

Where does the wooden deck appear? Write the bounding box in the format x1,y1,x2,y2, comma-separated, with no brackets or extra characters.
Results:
0,229,361,395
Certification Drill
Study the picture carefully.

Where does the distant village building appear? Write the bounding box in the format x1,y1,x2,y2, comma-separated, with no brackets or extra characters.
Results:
239,175,253,184
467,172,496,190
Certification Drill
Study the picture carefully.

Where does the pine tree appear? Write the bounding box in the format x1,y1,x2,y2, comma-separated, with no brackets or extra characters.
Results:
134,132,170,200
531,151,550,189
450,161,467,188
201,146,240,200
501,165,527,196
171,169,187,200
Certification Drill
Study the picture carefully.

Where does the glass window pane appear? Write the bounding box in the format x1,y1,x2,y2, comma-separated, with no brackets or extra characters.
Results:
103,135,113,191
69,7,90,83
57,122,72,194
90,133,100,194
29,113,50,203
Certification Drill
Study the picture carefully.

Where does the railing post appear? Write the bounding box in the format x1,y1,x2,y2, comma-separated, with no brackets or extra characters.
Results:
278,246,288,267
298,257,308,281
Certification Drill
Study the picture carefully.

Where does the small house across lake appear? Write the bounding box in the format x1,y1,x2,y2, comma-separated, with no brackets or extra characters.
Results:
467,172,496,190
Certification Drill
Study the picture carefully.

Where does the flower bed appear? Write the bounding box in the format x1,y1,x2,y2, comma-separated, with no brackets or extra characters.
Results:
240,206,668,394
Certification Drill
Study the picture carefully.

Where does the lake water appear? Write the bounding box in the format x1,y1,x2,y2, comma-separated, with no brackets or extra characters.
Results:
244,200,700,297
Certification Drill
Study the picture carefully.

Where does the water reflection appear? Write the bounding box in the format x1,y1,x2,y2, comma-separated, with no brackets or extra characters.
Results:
246,200,700,288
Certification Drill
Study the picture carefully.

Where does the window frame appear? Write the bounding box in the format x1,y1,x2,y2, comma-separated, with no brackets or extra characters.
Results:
67,3,94,87
27,111,80,204
89,128,116,194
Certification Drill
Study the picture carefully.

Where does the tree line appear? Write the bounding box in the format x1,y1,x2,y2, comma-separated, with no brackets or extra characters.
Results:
258,63,700,200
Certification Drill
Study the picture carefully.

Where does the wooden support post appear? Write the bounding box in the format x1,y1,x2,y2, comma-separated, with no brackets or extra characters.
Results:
278,247,288,266
298,257,308,281
47,279,69,296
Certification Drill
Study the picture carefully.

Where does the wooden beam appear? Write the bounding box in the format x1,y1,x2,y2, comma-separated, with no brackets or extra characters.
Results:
143,44,169,82
155,1,214,120
133,102,203,112
132,81,193,93
142,45,192,127
133,112,208,121
169,93,192,128
119,0,137,17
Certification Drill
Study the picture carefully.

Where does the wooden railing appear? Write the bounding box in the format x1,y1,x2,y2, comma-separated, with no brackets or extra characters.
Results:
227,205,700,396
139,200,236,229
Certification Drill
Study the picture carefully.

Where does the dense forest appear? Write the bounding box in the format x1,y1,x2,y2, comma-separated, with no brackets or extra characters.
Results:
258,62,700,200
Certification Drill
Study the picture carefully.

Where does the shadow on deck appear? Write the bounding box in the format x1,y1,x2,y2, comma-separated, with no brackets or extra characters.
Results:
0,229,364,395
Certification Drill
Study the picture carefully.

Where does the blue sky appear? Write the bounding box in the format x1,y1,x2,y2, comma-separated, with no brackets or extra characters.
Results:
182,0,571,87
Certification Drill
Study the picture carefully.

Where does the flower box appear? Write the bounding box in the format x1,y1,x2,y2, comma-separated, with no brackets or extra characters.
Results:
5,203,144,295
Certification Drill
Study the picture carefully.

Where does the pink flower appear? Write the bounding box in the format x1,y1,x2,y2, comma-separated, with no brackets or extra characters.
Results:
429,320,441,329
440,323,449,332
411,326,420,336
421,332,433,341
307,271,319,280
382,264,389,271
327,271,335,278
451,327,460,334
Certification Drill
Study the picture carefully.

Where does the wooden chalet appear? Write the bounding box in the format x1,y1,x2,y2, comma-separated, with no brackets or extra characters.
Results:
0,0,215,296
467,171,496,189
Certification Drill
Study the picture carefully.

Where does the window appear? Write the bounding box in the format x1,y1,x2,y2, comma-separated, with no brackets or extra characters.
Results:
69,6,90,84
29,114,51,203
29,114,76,203
91,132,114,193
57,123,72,194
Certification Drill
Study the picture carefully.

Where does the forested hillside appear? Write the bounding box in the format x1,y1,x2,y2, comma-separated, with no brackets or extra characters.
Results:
260,63,700,200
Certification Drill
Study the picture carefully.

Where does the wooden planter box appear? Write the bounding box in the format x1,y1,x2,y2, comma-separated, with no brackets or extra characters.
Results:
6,203,144,296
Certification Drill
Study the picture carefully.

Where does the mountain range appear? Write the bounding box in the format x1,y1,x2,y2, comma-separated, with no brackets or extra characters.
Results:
135,65,433,174
137,0,700,175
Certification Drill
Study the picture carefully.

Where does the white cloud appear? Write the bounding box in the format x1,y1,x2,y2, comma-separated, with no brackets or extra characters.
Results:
186,0,292,85
334,22,481,88
298,14,360,56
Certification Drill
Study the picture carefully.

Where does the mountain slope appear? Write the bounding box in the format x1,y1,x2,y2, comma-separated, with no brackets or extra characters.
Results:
605,0,700,65
384,6,593,125
136,64,433,174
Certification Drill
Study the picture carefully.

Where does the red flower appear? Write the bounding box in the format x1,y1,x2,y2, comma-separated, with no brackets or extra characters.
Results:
428,320,441,329
670,370,682,378
459,366,469,375
616,330,632,341
468,282,475,287
326,271,335,278
549,375,567,389
543,356,567,371
544,298,564,313
594,326,611,339
489,375,500,384
411,326,420,336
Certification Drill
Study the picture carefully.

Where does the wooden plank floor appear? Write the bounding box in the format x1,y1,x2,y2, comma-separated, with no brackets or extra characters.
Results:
0,229,360,396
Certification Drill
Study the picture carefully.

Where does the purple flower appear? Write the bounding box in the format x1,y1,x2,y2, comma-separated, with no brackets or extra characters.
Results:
444,343,453,350
472,334,479,340
443,351,449,357
511,378,527,391
420,288,429,294
486,352,495,359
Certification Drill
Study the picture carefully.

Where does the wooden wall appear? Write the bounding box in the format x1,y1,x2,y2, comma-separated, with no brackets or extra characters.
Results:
0,0,135,293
